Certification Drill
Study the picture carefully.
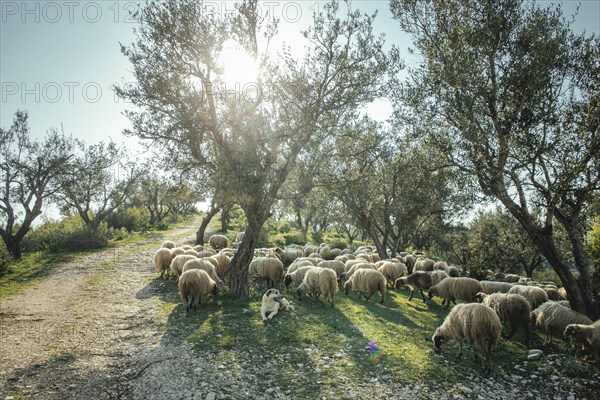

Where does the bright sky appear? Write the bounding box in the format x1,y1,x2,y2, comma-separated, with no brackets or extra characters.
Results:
1,0,598,151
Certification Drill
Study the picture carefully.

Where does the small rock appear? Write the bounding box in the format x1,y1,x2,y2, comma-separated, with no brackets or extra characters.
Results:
566,396,575,400
527,353,542,361
205,392,217,400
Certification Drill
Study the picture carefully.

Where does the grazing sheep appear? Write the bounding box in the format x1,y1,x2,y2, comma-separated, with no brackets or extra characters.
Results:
345,259,365,271
197,249,216,258
344,268,386,304
342,262,377,281
318,260,346,277
414,258,435,272
432,303,502,375
210,253,231,279
541,284,561,301
428,270,448,287
428,277,484,307
531,301,593,344
303,244,317,257
180,245,193,251
170,247,186,257
161,240,176,249
192,244,205,252
296,267,338,307
319,244,333,260
335,255,350,264
404,254,417,273
182,258,224,287
508,285,549,310
480,280,515,294
287,259,317,274
249,257,284,289
475,292,531,345
184,249,200,257
284,265,317,289
558,287,568,300
208,234,228,250
170,254,197,280
280,248,304,267
377,261,408,287
394,271,432,303
504,274,521,283
178,269,219,313
447,266,461,277
564,320,600,361
153,248,173,279
433,261,448,272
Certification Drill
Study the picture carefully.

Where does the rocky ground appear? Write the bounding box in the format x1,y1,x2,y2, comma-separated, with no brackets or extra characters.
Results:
1,218,599,399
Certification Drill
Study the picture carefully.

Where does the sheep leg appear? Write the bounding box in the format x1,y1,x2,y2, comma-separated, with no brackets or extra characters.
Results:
456,341,463,359
419,289,427,303
408,289,415,301
380,290,385,304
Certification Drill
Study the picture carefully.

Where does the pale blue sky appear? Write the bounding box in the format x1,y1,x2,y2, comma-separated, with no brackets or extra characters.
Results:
1,0,598,152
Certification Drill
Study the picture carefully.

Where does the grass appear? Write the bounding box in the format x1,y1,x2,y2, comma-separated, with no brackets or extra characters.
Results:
0,251,87,299
146,278,600,398
0,214,201,299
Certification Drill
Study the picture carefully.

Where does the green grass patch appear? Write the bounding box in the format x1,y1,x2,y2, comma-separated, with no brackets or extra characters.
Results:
0,251,87,299
145,279,600,397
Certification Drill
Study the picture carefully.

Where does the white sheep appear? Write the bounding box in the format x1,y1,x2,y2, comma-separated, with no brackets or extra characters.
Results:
508,285,548,310
318,260,346,277
153,248,173,279
433,260,448,272
208,234,228,250
414,258,435,272
182,258,224,287
475,292,531,345
210,253,231,279
428,277,484,307
170,247,185,257
428,270,448,287
178,269,219,313
344,268,386,304
480,280,515,294
395,271,433,303
564,320,600,361
287,259,317,274
296,267,338,307
249,257,284,289
377,261,408,287
170,254,197,280
432,303,502,375
161,240,176,249
283,265,317,289
531,301,593,344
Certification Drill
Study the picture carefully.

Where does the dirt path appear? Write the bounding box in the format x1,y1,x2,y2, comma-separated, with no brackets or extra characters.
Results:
0,218,202,400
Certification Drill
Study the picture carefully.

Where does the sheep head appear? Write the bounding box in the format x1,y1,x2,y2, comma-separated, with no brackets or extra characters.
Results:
432,328,448,353
283,274,292,289
394,277,406,290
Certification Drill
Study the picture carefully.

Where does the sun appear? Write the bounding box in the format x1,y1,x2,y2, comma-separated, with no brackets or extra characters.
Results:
218,39,260,86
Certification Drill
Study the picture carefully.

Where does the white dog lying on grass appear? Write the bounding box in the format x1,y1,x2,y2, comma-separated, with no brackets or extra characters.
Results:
261,288,294,322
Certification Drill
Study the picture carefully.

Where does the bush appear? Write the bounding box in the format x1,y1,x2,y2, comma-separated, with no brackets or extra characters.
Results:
63,225,111,250
105,206,150,232
22,215,87,252
21,215,114,253
0,241,11,272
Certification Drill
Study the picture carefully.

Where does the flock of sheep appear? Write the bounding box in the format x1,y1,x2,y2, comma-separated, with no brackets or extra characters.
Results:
152,236,600,375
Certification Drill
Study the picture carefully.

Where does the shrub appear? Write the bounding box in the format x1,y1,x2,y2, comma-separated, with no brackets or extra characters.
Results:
21,215,87,252
0,241,11,272
105,206,150,232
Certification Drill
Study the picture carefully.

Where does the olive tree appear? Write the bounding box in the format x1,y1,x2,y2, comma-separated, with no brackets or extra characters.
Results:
0,111,75,260
115,0,400,296
392,0,599,315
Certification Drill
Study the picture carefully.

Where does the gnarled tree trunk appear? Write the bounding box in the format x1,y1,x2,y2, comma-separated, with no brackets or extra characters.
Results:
195,204,220,245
